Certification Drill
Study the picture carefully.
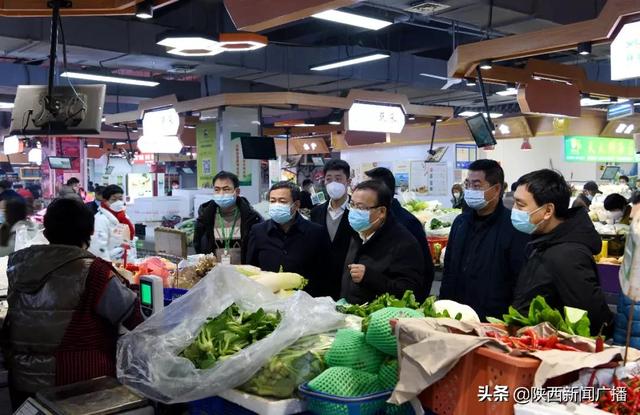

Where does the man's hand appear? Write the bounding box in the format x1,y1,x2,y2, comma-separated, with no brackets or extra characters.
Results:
348,264,366,283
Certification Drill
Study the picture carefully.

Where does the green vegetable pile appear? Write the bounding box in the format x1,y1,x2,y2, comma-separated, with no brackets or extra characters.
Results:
240,334,331,398
403,200,429,213
177,218,196,246
430,218,452,230
487,295,591,337
180,303,282,369
337,291,462,332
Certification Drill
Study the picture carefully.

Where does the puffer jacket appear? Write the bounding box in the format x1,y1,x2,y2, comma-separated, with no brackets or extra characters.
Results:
3,245,95,393
2,245,142,397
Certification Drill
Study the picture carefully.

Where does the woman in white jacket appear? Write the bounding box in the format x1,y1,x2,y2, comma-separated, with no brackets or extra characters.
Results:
89,185,135,261
0,197,40,257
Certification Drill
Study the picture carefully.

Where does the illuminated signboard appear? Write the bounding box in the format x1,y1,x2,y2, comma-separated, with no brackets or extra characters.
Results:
564,136,639,162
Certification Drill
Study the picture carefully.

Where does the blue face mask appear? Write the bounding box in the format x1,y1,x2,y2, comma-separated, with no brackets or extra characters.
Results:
0,212,5,224
269,203,294,224
213,194,236,209
511,206,545,234
348,208,374,233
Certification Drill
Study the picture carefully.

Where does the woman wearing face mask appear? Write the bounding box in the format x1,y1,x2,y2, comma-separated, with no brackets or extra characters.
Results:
450,184,466,210
89,185,135,262
246,181,330,297
511,169,613,337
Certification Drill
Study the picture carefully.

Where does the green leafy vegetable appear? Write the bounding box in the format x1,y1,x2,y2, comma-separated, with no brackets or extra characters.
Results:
179,304,282,369
489,296,591,337
430,218,452,230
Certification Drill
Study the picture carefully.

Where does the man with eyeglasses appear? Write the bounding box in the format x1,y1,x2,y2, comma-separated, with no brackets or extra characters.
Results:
440,159,529,320
194,171,262,265
341,180,425,304
311,159,357,299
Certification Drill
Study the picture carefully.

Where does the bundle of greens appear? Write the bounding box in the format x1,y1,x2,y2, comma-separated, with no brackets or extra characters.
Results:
239,334,332,398
337,291,421,318
430,218,452,230
487,295,591,337
180,304,282,369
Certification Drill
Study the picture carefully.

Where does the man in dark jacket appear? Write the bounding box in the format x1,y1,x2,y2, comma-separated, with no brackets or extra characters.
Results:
194,171,262,264
572,181,600,209
0,180,22,203
1,198,143,409
86,185,103,215
365,167,434,298
342,180,425,304
247,181,331,297
300,179,314,211
441,160,529,320
511,169,613,336
311,159,357,299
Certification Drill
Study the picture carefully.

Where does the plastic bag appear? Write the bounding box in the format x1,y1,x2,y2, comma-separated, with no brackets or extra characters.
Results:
14,220,46,251
238,333,334,398
116,265,345,404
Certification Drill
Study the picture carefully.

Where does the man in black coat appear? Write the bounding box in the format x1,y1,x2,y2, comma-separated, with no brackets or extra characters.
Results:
441,160,529,321
86,185,103,215
311,159,357,299
194,171,262,264
511,169,613,336
365,167,434,298
341,180,425,304
247,181,330,297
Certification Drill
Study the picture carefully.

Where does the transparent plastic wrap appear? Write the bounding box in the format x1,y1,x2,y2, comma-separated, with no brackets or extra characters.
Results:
116,265,345,404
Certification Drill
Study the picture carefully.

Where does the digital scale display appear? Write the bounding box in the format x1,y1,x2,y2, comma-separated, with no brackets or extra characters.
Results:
140,282,152,306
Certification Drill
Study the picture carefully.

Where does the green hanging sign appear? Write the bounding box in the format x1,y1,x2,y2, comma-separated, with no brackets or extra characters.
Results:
564,136,639,163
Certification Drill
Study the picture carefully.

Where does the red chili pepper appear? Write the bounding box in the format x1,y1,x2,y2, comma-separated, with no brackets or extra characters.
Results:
596,336,605,353
545,335,558,349
524,328,539,348
553,343,580,351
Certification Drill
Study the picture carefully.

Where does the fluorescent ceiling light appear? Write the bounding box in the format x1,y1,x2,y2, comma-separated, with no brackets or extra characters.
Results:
61,71,159,87
496,87,518,96
625,124,635,134
466,80,476,87
0,102,14,109
135,1,153,19
616,123,627,134
158,35,224,57
310,53,390,71
295,123,315,127
167,47,224,57
329,121,341,125
28,147,42,165
116,142,127,145
459,111,503,119
312,9,392,30
251,120,261,125
87,144,100,148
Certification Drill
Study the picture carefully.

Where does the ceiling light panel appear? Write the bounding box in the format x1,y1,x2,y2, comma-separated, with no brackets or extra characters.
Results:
312,10,392,30
310,53,390,71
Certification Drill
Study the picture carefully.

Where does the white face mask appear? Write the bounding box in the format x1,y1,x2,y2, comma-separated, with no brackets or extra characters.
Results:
453,192,461,199
109,200,125,212
326,182,347,201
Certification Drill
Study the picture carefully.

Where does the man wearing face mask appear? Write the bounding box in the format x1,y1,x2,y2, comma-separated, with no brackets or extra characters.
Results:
310,160,357,299
247,181,330,296
194,171,262,264
572,181,601,209
511,169,613,336
341,180,425,304
89,185,135,262
440,159,529,320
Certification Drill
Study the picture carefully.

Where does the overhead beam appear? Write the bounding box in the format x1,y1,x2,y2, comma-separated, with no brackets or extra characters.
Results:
448,0,640,78
223,0,360,32
0,0,179,17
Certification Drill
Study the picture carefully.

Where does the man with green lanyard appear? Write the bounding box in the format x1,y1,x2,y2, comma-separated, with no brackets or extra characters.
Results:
194,171,263,264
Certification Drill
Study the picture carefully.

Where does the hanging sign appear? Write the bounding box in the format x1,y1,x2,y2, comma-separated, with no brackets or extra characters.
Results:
611,20,640,81
347,101,405,134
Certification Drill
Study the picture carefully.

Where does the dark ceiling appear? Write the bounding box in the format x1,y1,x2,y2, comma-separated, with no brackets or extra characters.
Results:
0,0,620,117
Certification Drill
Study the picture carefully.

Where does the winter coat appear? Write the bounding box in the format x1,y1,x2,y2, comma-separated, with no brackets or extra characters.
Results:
440,201,530,320
512,208,614,336
89,207,133,261
340,214,426,305
193,197,263,264
1,246,142,396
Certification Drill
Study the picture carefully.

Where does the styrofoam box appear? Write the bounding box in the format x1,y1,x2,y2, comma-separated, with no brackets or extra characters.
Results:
217,389,307,415
127,197,191,222
193,194,213,217
173,189,213,215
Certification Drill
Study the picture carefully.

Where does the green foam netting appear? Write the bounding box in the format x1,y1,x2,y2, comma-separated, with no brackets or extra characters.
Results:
308,367,383,397
306,398,385,415
378,359,399,390
365,307,424,356
384,402,415,415
325,329,386,374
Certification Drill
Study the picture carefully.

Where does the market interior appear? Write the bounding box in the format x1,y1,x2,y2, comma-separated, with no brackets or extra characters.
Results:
1,1,640,414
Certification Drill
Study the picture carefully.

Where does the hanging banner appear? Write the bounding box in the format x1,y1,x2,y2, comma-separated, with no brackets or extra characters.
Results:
231,132,252,186
196,122,217,188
